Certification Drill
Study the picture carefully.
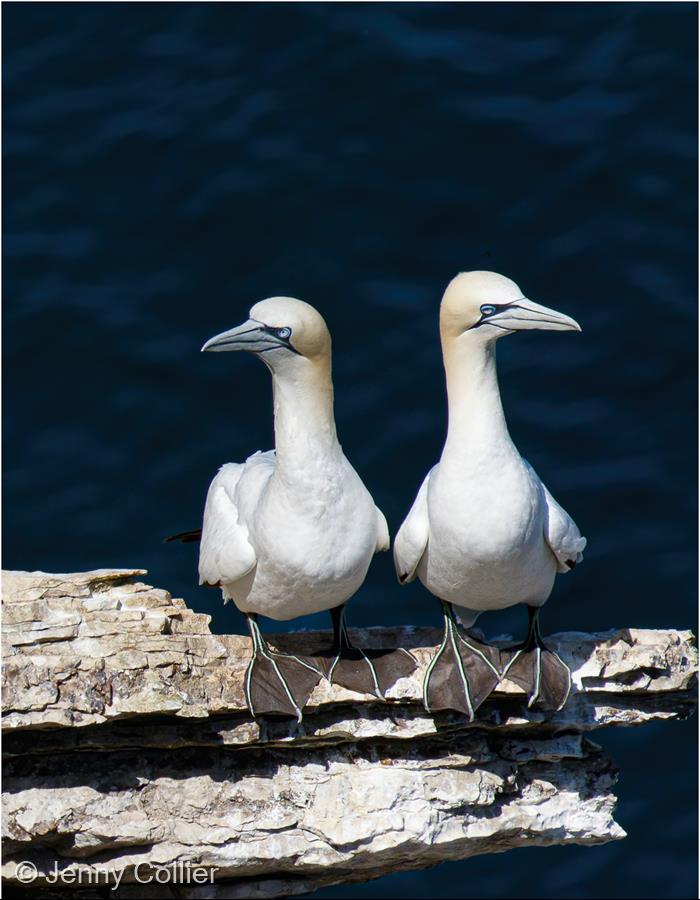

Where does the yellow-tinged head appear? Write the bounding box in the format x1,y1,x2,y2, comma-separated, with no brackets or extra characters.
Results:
201,296,331,363
440,270,581,341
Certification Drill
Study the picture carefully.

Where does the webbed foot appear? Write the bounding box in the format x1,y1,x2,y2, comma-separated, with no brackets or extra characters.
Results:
317,606,417,698
244,615,323,721
500,606,571,711
423,602,501,719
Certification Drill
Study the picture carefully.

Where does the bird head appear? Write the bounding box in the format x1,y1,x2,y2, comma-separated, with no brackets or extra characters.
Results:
201,297,331,371
440,271,581,343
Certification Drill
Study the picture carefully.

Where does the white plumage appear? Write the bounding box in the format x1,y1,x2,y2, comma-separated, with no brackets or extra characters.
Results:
395,271,585,620
199,297,389,623
199,449,389,620
395,456,585,623
394,271,585,714
190,295,408,720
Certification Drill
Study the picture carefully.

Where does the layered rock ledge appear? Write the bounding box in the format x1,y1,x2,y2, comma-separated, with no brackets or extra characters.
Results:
2,569,696,898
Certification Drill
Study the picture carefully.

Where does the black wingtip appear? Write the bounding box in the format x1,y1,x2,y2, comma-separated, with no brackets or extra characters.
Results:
164,528,202,545
565,559,576,570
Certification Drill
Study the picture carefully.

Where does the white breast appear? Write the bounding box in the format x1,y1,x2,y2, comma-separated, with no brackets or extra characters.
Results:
419,453,557,613
226,456,379,621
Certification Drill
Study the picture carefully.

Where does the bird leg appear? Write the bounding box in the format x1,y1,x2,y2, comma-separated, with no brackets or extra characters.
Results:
500,606,572,711
423,601,501,719
243,614,324,722
316,605,416,699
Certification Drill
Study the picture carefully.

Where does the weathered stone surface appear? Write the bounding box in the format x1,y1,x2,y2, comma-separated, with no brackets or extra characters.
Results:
2,569,695,739
1,569,696,897
3,735,622,897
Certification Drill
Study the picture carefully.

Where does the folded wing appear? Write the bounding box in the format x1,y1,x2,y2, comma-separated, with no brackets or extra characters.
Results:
393,469,433,583
375,506,391,553
524,460,586,573
198,454,274,590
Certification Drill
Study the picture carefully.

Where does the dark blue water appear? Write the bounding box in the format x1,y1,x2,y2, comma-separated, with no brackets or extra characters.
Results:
3,3,697,897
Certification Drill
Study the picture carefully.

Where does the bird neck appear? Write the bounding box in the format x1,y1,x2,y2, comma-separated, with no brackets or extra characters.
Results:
441,337,514,462
271,358,341,477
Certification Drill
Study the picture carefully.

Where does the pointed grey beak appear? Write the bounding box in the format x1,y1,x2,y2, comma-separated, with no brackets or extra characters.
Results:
491,298,581,333
201,319,270,353
202,319,299,355
202,320,260,352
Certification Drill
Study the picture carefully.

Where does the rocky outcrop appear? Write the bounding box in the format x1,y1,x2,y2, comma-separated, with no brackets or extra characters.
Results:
2,569,696,897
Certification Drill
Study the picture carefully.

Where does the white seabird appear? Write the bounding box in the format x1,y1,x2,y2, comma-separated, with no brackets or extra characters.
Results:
169,296,414,720
394,271,586,717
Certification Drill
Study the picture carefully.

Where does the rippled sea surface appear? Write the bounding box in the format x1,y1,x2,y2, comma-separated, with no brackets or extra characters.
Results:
3,3,697,897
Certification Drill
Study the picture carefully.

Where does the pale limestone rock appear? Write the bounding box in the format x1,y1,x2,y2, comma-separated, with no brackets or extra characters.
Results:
1,568,696,897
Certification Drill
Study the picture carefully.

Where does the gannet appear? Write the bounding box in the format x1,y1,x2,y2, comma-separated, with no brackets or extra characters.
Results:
394,271,586,717
168,297,414,720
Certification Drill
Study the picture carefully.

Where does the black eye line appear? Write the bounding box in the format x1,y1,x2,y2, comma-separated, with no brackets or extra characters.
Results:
469,301,516,330
261,324,300,354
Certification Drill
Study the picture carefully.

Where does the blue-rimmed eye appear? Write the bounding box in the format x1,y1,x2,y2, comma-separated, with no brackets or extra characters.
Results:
275,327,291,339
480,304,497,316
